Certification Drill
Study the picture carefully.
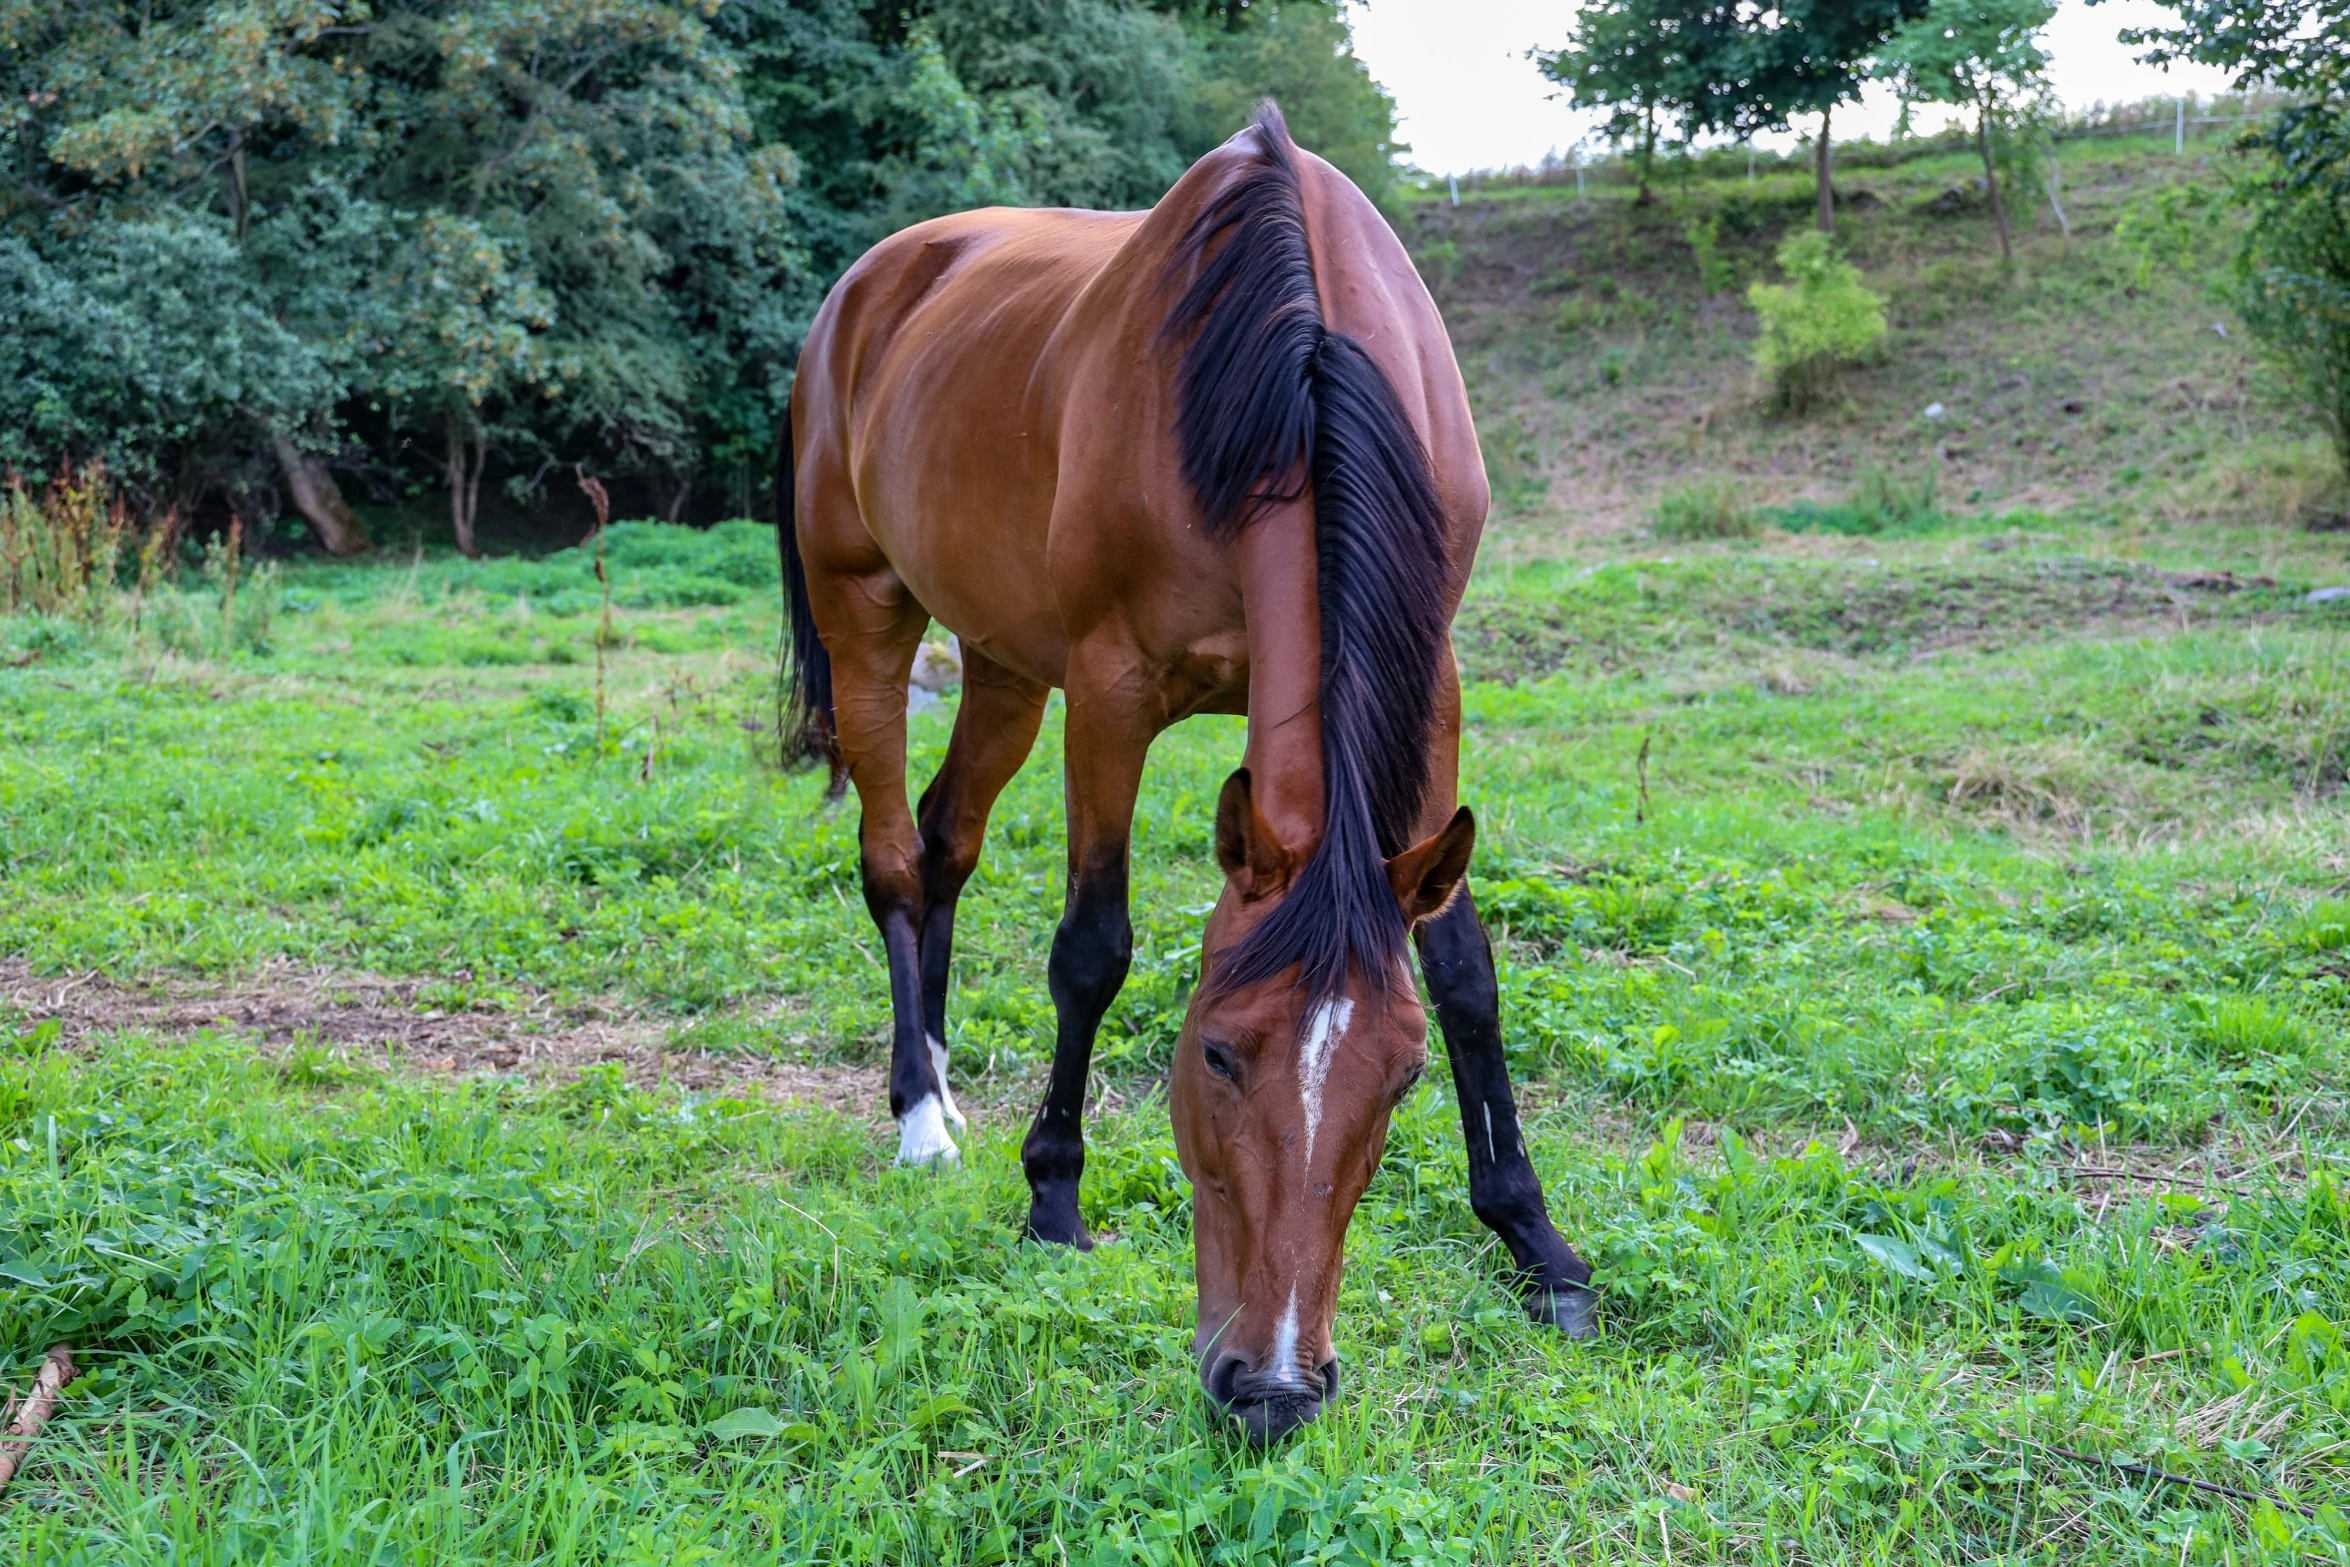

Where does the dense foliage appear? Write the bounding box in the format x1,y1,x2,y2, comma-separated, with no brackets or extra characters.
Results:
1534,0,1931,224
1877,0,2058,264
1744,229,1888,409
2102,0,2350,478
0,0,1397,548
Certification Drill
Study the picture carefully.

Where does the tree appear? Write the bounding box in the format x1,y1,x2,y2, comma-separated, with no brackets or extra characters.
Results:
1736,0,1935,232
1533,0,1744,205
1187,1,1402,202
1877,0,2058,264
0,218,334,506
2098,0,2350,479
4,0,800,550
0,0,1411,544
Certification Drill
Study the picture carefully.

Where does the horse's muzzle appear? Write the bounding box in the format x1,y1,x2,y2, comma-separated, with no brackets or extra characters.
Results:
1205,1352,1341,1442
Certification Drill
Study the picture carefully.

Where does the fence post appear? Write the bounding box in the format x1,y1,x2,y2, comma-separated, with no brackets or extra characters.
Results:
2175,96,2184,154
1575,161,1585,196
1448,173,1459,207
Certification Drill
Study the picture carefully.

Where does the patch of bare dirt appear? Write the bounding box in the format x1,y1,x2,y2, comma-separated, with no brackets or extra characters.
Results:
0,960,881,1117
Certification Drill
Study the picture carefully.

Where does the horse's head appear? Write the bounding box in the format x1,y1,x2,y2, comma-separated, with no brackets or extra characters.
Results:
1170,768,1474,1441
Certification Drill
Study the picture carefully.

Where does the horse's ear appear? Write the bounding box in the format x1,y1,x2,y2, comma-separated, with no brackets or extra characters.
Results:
1215,768,1296,899
1387,807,1475,926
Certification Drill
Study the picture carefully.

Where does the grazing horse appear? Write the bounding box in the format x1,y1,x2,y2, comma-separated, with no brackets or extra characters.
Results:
781,104,1596,1440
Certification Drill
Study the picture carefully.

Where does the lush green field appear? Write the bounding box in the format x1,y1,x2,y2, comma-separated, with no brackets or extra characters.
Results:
3,505,2348,1563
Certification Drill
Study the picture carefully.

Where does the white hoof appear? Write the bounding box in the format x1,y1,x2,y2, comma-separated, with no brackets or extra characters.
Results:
929,1037,968,1132
895,1094,961,1167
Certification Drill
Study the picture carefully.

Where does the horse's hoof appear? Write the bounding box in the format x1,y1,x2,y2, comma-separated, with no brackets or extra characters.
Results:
1023,1208,1094,1250
1529,1283,1601,1338
894,1095,961,1167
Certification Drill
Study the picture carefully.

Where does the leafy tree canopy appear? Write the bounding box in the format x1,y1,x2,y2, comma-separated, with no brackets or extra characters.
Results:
1877,0,2058,261
0,0,1401,547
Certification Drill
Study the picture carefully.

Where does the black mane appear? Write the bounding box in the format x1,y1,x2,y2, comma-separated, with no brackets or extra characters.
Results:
1162,102,1451,1006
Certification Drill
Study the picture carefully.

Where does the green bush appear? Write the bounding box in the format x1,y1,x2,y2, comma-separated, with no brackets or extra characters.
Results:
1747,230,1889,411
1650,477,1762,539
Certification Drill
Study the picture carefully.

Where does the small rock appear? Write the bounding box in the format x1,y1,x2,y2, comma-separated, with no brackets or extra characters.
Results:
909,638,963,692
1923,402,1946,420
2059,397,2083,414
2211,321,2229,338
2309,586,2350,603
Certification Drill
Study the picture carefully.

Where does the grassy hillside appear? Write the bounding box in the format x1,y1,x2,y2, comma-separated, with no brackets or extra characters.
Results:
1403,133,2347,547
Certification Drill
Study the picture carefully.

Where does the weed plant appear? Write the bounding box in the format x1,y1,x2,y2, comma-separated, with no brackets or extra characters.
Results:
1650,478,1761,540
0,463,134,616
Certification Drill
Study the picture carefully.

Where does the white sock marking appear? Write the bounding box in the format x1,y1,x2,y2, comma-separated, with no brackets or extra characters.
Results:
1298,998,1353,1170
928,1036,966,1131
895,1093,960,1166
1270,1283,1301,1378
1483,1101,1497,1165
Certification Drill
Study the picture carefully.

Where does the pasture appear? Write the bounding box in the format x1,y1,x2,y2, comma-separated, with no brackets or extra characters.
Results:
6,147,2350,1563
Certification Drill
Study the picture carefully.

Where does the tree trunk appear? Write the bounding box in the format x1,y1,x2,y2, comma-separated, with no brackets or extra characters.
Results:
228,131,248,246
1635,104,1657,206
662,477,690,524
1816,105,1834,234
270,431,369,555
1976,106,2012,264
445,411,485,558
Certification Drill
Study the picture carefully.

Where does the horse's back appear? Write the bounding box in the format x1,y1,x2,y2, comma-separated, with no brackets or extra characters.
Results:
792,206,1159,684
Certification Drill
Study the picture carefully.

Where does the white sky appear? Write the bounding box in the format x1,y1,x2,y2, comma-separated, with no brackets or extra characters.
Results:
1347,0,2240,175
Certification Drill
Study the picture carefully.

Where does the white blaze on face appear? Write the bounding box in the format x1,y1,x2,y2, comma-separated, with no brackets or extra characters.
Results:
896,1094,960,1166
1270,1282,1301,1379
1297,998,1354,1171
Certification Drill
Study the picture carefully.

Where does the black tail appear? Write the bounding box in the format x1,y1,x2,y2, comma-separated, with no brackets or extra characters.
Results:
1163,103,1450,1008
775,410,840,779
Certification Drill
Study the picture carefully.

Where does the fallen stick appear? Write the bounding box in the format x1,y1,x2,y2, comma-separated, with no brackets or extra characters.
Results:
0,1345,80,1495
2016,1436,2319,1520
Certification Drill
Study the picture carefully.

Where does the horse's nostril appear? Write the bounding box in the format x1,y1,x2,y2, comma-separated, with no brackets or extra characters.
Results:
1205,1351,1251,1408
1318,1358,1340,1401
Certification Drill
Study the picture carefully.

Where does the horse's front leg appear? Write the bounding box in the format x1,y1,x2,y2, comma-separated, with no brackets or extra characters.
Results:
1416,888,1601,1337
1020,668,1155,1248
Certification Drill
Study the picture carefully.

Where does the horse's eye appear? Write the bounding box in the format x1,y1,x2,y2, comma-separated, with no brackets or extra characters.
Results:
1202,1041,1241,1083
1393,1062,1426,1104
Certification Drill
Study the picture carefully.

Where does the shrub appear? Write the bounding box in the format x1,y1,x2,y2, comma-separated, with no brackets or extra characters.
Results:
1747,231,1888,411
1684,210,1735,294
0,464,137,616
1650,478,1761,539
1768,468,1943,536
2236,171,2350,483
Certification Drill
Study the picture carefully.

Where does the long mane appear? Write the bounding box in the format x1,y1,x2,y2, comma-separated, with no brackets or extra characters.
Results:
1161,103,1451,1005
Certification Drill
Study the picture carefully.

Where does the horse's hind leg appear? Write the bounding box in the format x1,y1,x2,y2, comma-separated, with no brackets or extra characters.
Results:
809,554,952,1163
913,647,1050,1132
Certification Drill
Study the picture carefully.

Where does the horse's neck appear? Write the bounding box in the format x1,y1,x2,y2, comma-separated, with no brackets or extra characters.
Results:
1233,492,1327,862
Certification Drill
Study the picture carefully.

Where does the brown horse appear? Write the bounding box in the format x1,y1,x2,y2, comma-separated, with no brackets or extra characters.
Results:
781,104,1595,1441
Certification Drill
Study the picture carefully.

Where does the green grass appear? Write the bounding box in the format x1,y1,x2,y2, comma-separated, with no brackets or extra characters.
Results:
2,515,2347,1561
